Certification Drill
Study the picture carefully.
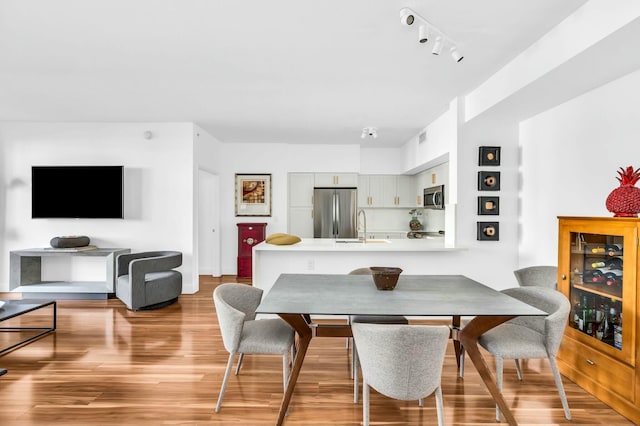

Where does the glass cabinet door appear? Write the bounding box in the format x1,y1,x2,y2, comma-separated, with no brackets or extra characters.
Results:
562,221,636,365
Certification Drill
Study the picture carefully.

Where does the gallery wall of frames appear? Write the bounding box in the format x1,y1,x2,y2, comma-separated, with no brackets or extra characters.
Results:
477,146,500,241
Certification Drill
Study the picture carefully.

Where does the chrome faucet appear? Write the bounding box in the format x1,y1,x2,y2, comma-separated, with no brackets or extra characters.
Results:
357,208,367,243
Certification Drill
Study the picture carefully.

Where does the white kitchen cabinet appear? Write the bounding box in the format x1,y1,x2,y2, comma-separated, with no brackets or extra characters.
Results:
395,175,418,207
288,207,313,238
314,173,358,187
358,175,385,207
359,175,416,208
289,173,314,207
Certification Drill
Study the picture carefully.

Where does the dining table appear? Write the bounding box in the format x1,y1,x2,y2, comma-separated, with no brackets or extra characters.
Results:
256,273,547,426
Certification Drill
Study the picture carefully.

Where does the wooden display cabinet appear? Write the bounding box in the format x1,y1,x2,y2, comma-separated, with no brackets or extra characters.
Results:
556,216,639,424
237,223,267,279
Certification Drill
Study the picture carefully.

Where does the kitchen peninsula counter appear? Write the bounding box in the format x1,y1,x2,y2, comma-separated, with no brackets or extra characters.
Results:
254,237,457,252
253,238,466,296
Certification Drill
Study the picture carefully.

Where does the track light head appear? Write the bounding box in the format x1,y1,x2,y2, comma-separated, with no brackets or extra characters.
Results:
431,36,443,55
418,25,429,43
399,8,415,26
450,46,464,62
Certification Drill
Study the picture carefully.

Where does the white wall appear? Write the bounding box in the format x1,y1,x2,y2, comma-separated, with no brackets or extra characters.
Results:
0,122,198,293
519,68,640,266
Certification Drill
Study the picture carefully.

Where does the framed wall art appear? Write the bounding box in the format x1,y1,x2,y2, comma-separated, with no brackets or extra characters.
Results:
478,171,501,191
478,146,501,166
478,196,500,215
235,173,272,216
477,221,499,241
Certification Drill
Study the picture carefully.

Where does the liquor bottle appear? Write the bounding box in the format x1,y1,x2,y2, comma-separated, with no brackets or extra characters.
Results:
600,303,611,342
611,308,622,349
606,243,623,256
585,306,595,336
573,298,583,330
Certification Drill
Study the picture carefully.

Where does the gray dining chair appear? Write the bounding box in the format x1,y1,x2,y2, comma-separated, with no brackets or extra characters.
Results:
514,265,558,289
348,267,408,403
460,286,571,421
213,283,296,413
351,323,450,426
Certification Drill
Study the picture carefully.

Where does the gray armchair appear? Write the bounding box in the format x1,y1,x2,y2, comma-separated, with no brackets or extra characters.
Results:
116,251,182,311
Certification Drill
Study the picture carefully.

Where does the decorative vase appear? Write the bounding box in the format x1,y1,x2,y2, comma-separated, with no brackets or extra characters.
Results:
409,217,422,230
605,166,640,217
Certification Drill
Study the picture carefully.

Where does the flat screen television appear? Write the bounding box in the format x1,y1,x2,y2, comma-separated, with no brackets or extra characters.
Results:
32,165,124,219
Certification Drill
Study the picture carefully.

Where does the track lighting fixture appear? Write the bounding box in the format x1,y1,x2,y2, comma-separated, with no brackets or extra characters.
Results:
399,8,414,26
361,127,378,139
418,25,429,44
399,7,463,63
431,36,443,55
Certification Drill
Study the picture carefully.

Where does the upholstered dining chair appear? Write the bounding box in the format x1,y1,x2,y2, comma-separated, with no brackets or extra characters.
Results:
348,267,408,403
213,283,295,413
351,323,450,426
115,251,183,310
460,286,571,421
514,265,558,289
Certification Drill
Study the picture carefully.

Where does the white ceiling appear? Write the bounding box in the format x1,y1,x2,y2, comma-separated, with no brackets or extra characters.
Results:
0,0,589,147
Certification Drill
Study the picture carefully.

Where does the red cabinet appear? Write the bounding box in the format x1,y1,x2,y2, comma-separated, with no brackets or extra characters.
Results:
237,222,267,279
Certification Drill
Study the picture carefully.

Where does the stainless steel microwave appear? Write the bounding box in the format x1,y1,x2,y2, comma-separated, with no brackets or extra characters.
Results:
423,185,445,209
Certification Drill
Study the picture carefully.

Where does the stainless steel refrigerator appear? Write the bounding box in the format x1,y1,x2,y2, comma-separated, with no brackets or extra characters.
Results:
313,187,358,238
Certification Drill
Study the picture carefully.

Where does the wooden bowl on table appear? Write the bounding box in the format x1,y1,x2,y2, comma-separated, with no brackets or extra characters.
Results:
369,267,403,291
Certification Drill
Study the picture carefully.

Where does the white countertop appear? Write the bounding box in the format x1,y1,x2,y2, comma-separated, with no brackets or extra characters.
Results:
254,237,461,252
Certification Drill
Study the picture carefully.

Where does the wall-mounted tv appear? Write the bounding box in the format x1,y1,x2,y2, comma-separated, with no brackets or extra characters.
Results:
32,166,124,219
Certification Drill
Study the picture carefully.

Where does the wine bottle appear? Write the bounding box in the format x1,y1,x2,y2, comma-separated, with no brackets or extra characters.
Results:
605,257,623,270
591,261,606,268
583,269,605,283
604,269,622,287
606,243,623,256
591,247,605,254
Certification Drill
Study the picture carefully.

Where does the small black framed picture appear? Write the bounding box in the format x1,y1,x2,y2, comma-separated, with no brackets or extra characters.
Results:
479,146,501,166
478,171,501,191
477,222,499,241
478,196,500,215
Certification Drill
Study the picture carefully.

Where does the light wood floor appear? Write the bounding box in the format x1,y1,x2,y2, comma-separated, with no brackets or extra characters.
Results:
0,276,634,426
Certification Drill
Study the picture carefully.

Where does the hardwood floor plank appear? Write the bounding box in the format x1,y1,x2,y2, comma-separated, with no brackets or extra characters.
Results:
0,276,634,425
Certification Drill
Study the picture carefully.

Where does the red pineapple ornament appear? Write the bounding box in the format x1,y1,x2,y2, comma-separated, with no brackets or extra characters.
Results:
606,166,640,217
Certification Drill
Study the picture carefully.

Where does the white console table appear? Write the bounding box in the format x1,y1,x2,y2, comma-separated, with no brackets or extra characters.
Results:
10,248,131,299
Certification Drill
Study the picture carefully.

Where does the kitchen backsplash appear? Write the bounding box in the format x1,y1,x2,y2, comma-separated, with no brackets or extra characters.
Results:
362,207,445,233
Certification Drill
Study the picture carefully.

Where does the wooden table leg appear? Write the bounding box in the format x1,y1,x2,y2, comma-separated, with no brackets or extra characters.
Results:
459,315,517,426
275,314,313,426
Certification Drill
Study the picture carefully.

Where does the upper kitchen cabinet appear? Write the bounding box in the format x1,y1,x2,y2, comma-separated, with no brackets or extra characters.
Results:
358,175,384,207
394,175,418,208
314,173,358,187
359,175,417,208
289,173,314,207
